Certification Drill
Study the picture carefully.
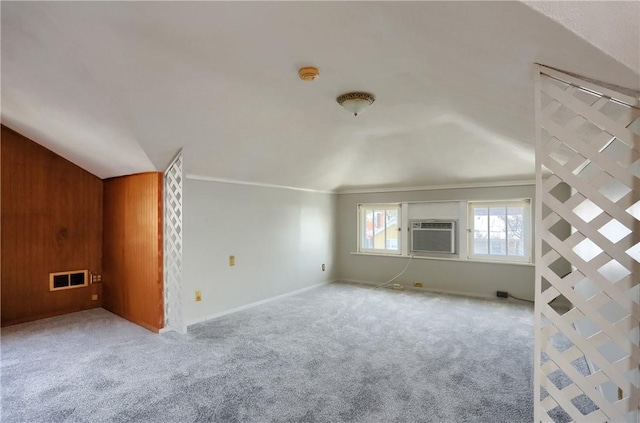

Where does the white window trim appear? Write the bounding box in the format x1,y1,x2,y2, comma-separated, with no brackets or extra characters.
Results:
357,203,402,256
467,199,532,264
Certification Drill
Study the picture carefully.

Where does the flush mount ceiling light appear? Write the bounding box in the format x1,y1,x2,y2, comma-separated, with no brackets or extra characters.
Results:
336,92,375,116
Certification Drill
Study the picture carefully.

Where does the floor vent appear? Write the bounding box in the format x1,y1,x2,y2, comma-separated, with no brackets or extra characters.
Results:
49,270,88,291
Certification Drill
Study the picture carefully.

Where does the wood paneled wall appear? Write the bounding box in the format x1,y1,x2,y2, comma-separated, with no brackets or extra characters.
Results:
1,126,103,326
2,126,164,331
103,173,163,332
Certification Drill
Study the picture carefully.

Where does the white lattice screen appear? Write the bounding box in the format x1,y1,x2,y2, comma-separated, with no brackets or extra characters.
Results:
534,65,640,423
164,150,185,333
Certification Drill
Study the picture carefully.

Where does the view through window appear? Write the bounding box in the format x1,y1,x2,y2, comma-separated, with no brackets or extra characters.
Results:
468,200,531,262
359,204,401,254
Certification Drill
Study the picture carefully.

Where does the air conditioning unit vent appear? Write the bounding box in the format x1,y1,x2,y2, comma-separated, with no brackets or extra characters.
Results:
412,221,454,230
410,220,456,254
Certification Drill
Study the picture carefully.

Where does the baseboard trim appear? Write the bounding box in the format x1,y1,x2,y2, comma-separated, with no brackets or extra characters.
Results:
337,278,519,301
159,324,186,335
186,280,336,327
0,304,102,328
102,305,162,333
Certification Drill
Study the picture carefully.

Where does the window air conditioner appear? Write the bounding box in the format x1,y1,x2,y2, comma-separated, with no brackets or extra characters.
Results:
410,220,456,254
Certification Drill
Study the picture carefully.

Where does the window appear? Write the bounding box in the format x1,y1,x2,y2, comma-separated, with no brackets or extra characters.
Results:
358,204,401,255
468,200,531,262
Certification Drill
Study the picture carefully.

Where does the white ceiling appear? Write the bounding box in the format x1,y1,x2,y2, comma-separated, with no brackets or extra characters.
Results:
2,1,639,192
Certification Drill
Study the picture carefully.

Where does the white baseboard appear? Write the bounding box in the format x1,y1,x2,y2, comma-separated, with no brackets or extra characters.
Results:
337,278,507,301
159,324,187,335
186,280,336,327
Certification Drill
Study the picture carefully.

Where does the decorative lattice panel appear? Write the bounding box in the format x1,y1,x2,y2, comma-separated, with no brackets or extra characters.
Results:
535,66,640,423
164,151,185,333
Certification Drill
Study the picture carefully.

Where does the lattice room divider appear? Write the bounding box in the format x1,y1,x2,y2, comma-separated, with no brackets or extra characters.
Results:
534,65,640,422
164,150,185,333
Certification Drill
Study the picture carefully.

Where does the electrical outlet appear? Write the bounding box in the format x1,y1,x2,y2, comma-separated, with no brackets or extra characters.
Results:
413,282,423,288
195,290,202,302
392,284,404,291
91,294,98,301
497,291,509,299
322,264,326,271
229,255,235,266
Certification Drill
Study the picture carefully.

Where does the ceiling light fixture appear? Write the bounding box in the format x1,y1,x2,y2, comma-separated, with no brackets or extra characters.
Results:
298,67,320,81
336,92,375,116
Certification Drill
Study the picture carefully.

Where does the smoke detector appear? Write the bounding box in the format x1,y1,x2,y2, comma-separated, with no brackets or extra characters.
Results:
298,67,320,81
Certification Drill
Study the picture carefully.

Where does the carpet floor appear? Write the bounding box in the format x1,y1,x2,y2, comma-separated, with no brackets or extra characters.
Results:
2,282,537,422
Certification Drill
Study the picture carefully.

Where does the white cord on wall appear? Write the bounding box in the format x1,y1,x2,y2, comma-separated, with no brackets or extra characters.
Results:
375,255,414,289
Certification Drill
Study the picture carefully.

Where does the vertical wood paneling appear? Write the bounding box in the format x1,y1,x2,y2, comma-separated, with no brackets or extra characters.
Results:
1,126,103,326
103,173,164,332
102,177,126,316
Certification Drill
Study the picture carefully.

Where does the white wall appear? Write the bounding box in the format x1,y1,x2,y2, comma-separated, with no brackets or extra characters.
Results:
336,185,536,300
183,179,336,325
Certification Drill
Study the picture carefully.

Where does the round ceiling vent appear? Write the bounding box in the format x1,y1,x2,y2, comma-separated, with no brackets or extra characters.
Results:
298,67,320,81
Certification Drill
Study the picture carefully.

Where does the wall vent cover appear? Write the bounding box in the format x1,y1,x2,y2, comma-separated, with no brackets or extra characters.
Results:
49,270,88,291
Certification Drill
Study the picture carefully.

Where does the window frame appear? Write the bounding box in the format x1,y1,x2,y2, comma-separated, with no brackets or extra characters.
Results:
467,199,532,263
357,203,402,255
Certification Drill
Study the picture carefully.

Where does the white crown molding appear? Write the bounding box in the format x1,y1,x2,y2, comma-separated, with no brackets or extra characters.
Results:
185,174,334,194
335,180,536,195
185,174,535,195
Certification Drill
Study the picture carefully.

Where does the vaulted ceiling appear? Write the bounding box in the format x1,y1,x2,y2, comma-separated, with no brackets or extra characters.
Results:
2,1,639,192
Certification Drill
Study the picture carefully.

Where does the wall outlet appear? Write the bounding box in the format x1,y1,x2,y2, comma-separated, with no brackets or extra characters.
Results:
497,291,509,298
413,282,423,288
91,294,98,301
229,255,235,266
322,264,326,271
392,284,404,291
195,290,202,302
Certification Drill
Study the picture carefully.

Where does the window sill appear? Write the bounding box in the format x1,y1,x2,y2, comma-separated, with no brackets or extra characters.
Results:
349,252,534,267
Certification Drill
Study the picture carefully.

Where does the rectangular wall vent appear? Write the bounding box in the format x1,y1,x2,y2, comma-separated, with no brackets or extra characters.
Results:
49,270,88,291
410,220,456,254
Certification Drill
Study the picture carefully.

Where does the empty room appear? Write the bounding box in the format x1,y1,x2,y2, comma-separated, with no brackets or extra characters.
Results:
1,2,638,422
